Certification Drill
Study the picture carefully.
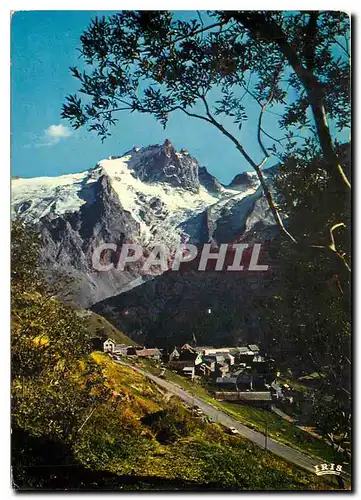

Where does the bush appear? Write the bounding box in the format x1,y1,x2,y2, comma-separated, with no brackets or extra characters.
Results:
142,405,197,444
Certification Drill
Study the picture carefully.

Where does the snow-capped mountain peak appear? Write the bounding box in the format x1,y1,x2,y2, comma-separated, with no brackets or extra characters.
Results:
11,142,277,306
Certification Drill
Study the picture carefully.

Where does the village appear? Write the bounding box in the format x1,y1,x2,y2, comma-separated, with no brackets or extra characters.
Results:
103,339,294,408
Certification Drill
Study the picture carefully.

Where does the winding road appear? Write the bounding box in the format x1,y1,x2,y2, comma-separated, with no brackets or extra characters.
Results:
115,360,350,484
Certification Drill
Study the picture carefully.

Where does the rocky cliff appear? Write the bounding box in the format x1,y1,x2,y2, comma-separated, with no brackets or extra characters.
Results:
12,139,278,308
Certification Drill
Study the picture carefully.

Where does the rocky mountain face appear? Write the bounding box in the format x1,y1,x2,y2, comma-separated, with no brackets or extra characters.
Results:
11,139,279,313
91,263,279,349
124,140,200,192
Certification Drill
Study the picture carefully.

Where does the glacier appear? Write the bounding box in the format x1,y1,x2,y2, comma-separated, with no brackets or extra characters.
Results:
11,139,278,307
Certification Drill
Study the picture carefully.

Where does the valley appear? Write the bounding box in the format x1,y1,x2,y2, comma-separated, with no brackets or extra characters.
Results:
11,140,350,490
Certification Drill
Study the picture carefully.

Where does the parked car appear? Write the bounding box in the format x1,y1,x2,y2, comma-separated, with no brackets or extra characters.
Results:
191,406,204,417
227,427,240,435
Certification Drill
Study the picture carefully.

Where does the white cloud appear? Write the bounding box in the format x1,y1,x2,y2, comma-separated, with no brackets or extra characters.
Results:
46,124,73,139
34,123,73,148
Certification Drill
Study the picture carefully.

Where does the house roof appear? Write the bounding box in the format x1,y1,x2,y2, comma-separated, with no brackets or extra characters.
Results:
170,359,196,367
252,355,265,363
136,348,161,357
212,351,230,357
238,347,253,354
237,392,272,401
203,354,217,361
104,338,116,344
194,346,214,352
181,343,195,352
248,344,260,351
202,348,236,354
216,377,238,384
232,369,245,377
114,345,129,351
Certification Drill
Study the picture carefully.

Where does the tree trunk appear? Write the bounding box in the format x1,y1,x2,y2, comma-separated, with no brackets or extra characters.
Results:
227,11,351,189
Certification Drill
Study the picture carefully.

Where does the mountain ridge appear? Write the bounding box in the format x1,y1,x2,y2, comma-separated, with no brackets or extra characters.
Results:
11,140,278,308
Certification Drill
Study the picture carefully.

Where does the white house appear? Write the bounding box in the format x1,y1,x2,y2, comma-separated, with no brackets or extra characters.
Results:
248,344,260,354
182,366,195,380
103,338,116,352
225,353,235,366
203,348,231,355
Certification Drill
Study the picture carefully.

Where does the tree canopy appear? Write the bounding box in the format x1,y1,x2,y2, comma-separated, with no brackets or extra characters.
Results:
256,142,351,463
11,220,111,442
59,7,352,474
62,10,350,244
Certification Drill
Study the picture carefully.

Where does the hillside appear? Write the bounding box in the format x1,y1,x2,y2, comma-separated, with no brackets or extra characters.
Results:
72,353,334,490
10,225,335,492
91,266,278,348
76,309,136,346
12,325,333,491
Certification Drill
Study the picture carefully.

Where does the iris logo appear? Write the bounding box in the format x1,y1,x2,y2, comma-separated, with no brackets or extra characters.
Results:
314,463,343,476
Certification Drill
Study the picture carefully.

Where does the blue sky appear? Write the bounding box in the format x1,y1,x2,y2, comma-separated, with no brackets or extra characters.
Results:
11,11,349,185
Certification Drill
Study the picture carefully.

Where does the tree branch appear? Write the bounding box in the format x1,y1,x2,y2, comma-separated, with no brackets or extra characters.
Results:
198,94,297,243
77,406,97,433
165,105,213,124
172,21,225,45
257,86,278,160
113,96,134,108
333,38,350,58
260,127,286,146
95,106,133,116
226,11,351,190
304,12,319,73
311,222,351,272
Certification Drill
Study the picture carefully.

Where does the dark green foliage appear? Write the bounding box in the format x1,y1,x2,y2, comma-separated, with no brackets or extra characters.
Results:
141,405,197,444
72,402,155,473
11,221,112,456
257,144,351,462
11,219,44,297
62,11,350,137
11,427,143,491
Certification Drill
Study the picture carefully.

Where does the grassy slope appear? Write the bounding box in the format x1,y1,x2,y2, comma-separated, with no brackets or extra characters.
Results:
78,310,137,345
80,315,335,466
133,358,343,466
90,352,334,491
